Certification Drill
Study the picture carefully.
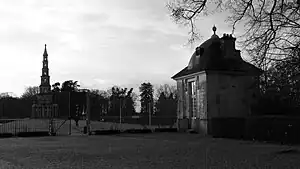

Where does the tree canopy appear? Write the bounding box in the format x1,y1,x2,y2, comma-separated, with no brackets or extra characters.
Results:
61,80,80,92
108,86,135,116
167,0,300,68
21,86,39,100
51,82,61,92
154,84,177,117
139,82,154,115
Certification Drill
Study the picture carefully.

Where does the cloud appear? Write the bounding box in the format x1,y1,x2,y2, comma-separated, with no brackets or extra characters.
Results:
0,0,229,97
94,78,110,85
170,44,186,51
79,13,110,24
59,33,83,51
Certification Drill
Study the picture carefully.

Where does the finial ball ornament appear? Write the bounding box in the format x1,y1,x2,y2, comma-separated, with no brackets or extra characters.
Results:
212,25,217,33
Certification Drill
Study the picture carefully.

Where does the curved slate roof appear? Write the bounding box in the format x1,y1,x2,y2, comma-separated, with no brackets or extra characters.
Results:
187,34,221,70
172,28,263,80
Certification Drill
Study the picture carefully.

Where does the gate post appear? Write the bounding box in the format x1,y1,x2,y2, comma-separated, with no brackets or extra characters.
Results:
86,92,91,135
48,118,54,136
68,92,72,135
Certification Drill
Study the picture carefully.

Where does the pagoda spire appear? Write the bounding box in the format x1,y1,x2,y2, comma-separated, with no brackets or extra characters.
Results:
43,44,48,56
40,44,51,94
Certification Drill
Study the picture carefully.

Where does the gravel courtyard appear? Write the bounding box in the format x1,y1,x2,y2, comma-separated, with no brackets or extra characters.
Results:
0,133,299,168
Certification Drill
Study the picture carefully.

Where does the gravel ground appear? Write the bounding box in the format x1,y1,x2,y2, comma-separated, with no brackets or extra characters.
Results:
0,133,299,168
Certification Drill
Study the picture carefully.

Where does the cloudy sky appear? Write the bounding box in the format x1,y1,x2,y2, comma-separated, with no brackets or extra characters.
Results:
0,0,239,97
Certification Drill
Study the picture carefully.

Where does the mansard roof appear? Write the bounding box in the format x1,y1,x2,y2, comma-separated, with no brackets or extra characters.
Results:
172,58,263,79
172,26,263,80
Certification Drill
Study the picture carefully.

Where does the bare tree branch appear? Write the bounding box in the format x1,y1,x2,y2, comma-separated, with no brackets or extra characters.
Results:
167,0,300,69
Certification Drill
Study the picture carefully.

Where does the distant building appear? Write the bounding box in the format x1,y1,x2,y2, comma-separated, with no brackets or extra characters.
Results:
32,45,58,118
172,26,263,135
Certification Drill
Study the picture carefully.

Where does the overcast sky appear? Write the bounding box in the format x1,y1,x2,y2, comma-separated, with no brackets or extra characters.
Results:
0,0,240,97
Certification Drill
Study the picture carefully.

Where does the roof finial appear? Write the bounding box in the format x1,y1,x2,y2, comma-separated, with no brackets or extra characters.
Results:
43,44,48,56
212,25,217,35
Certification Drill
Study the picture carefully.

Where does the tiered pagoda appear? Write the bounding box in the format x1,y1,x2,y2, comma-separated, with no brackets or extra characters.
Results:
32,44,58,118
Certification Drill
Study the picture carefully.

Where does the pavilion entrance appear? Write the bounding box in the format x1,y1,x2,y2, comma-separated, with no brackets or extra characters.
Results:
188,80,197,129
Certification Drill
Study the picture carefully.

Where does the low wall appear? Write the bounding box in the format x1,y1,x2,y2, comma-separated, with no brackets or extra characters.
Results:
207,116,300,144
208,117,245,139
244,116,300,144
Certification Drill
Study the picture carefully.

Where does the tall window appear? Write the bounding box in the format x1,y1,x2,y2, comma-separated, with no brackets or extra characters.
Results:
188,81,197,118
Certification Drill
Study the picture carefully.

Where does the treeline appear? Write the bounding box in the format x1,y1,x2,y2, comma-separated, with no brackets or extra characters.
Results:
253,56,300,116
0,80,177,119
139,83,177,117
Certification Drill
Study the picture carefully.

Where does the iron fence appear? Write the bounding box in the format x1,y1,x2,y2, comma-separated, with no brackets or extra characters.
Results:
0,118,53,135
100,116,177,127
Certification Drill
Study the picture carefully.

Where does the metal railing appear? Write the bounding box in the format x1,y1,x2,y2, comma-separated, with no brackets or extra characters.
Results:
0,118,49,135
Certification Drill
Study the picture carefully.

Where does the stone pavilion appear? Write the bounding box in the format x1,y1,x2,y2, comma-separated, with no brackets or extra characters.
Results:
172,26,263,135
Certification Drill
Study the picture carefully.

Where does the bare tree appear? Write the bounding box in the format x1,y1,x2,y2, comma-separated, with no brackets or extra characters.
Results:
0,92,10,99
21,86,39,99
0,92,17,100
154,84,177,100
167,0,300,69
154,84,178,117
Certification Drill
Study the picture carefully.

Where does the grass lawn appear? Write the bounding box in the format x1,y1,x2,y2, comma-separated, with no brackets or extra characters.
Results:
0,133,299,168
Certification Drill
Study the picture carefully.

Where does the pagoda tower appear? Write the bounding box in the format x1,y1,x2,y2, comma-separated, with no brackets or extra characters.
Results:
32,44,58,119
40,44,51,94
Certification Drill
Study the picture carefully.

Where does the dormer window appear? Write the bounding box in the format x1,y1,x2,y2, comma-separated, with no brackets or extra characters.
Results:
196,47,204,56
200,48,204,56
196,47,200,55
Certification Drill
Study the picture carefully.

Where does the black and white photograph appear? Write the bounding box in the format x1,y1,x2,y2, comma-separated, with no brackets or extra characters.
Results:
0,0,300,168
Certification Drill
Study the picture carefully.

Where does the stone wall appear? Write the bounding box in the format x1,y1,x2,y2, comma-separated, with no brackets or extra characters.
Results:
206,71,257,118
